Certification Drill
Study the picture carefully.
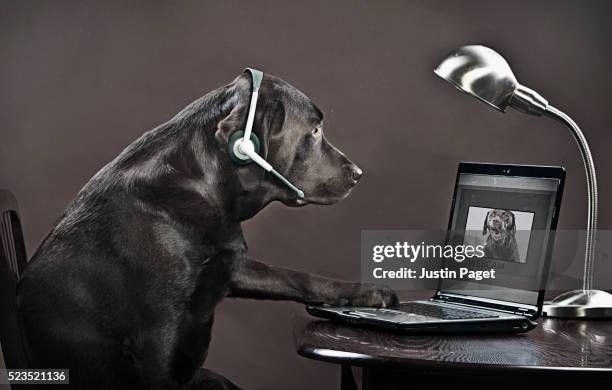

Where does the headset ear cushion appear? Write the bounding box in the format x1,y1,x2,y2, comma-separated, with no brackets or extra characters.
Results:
228,130,261,165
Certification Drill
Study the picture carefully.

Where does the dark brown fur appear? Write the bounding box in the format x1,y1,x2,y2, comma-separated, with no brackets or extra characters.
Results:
17,72,397,389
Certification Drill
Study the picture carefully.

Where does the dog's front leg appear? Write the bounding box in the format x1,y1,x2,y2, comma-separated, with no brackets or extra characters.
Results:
229,258,398,307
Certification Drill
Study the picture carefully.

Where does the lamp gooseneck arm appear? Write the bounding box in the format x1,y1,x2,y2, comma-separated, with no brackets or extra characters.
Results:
543,105,598,293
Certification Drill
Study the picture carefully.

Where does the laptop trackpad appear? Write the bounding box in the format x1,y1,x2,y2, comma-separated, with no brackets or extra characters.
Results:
345,308,434,323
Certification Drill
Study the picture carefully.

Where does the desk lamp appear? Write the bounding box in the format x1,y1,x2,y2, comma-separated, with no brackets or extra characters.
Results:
434,45,612,318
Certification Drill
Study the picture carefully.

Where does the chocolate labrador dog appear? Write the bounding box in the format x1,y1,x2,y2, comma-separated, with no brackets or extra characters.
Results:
17,71,397,390
482,209,520,263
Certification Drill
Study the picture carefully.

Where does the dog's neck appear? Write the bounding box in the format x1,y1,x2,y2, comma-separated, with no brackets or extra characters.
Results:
229,189,277,221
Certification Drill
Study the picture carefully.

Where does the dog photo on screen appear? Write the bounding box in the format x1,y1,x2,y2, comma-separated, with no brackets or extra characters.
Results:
463,207,534,264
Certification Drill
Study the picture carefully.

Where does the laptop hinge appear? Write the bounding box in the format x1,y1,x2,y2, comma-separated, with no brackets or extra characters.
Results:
433,292,538,318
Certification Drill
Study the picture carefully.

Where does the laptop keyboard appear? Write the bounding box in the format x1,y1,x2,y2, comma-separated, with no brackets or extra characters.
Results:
396,302,498,320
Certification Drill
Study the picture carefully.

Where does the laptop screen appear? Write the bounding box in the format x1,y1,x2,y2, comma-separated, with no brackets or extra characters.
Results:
439,170,561,306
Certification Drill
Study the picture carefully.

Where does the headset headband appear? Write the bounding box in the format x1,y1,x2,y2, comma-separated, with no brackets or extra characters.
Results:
241,68,263,149
244,68,263,92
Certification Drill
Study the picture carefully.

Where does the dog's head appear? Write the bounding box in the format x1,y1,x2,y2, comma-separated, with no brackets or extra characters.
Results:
216,72,362,210
482,209,516,241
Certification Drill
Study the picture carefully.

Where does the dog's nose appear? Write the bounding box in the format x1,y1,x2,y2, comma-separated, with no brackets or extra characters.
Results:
350,165,363,182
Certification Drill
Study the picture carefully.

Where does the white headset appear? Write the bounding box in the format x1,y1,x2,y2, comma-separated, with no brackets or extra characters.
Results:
227,68,304,198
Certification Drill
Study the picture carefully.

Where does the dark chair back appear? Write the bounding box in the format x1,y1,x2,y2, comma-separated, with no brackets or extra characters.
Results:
0,190,29,372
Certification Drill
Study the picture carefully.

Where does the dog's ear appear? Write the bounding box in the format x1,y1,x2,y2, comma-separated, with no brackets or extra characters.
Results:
215,102,249,146
508,211,516,233
483,211,490,235
214,73,284,153
215,98,285,164
215,73,252,146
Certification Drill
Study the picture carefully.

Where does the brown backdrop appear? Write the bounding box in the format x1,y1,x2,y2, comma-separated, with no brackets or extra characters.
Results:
2,1,612,388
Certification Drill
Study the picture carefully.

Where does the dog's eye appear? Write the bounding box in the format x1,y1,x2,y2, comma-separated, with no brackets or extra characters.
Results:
312,126,322,137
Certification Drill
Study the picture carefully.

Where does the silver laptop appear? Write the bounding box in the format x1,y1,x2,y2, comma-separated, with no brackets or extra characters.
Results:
307,162,565,333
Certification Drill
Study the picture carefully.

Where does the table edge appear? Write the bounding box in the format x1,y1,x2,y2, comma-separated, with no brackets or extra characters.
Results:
297,344,612,374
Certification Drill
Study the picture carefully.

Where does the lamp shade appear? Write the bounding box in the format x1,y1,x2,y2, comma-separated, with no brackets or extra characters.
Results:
434,45,518,112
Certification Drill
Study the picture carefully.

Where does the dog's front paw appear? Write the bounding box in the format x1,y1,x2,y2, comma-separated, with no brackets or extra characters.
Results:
334,283,399,307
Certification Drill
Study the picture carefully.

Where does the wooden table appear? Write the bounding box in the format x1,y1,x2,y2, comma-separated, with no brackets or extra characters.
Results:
293,306,612,388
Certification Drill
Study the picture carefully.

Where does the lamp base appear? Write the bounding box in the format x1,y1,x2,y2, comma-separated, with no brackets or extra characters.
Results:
543,290,612,319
